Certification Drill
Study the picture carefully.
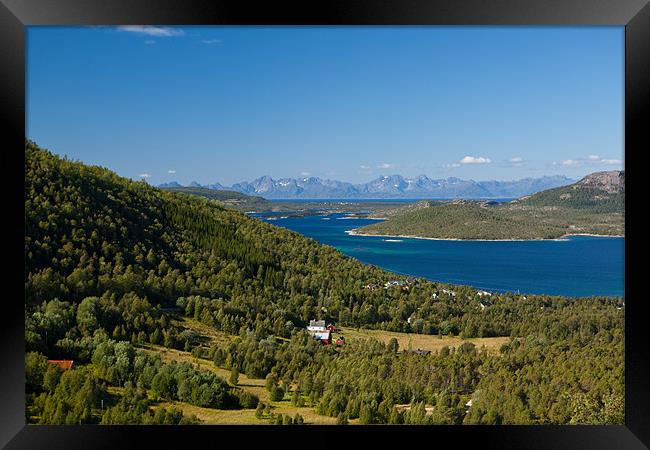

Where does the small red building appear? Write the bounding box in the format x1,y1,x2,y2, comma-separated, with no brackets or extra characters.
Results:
335,336,346,346
48,360,75,370
326,323,337,332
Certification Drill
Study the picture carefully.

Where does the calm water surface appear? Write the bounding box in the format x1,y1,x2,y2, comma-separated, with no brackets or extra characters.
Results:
254,212,624,298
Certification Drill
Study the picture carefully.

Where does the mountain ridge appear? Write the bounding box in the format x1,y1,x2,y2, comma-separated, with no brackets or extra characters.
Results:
158,174,575,199
516,170,624,212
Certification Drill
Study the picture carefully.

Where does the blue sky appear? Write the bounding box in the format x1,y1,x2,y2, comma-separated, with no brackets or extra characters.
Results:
27,26,624,185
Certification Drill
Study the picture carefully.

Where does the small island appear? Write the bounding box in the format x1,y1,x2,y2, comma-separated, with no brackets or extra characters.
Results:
352,171,624,241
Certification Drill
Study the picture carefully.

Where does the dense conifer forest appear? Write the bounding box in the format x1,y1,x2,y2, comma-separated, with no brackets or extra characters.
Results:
25,141,624,424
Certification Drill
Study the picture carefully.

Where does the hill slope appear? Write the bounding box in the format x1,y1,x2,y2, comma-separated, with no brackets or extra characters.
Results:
25,140,411,316
159,186,276,211
354,172,624,240
516,171,624,212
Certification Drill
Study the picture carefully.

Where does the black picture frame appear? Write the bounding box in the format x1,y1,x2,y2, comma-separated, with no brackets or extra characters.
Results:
2,0,648,448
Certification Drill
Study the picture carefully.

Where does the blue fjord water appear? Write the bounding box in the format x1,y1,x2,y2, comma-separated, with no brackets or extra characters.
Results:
255,213,624,298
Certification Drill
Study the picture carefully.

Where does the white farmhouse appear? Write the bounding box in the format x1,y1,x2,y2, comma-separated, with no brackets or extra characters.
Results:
307,319,326,332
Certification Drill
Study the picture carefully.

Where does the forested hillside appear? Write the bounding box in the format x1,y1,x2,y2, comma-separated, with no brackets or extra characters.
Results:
517,171,624,212
159,186,276,212
25,141,624,425
356,173,624,240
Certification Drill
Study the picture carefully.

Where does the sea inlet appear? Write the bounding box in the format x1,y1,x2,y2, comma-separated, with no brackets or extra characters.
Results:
253,212,624,298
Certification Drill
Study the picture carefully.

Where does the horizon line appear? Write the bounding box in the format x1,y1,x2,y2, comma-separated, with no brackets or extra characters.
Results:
153,172,589,187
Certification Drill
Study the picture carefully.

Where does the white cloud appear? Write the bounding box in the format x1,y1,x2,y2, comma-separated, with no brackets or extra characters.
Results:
359,165,371,170
168,170,176,174
138,173,151,178
559,156,623,168
600,159,623,165
300,171,311,176
460,156,491,164
118,26,184,37
503,156,525,168
443,163,461,169
378,163,397,169
202,39,222,44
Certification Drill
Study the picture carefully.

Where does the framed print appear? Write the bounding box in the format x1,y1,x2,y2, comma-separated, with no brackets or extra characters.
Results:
1,0,648,448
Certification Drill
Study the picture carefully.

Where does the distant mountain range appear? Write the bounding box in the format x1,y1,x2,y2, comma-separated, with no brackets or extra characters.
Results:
353,171,624,240
158,174,576,199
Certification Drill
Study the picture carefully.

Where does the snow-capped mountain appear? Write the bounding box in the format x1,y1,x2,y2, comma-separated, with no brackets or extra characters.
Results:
159,174,575,199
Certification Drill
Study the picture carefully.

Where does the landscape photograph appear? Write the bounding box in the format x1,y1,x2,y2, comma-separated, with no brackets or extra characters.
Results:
25,26,625,425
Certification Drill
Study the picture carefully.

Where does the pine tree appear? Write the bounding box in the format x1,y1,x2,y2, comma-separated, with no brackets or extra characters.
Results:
229,366,239,386
255,402,264,419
